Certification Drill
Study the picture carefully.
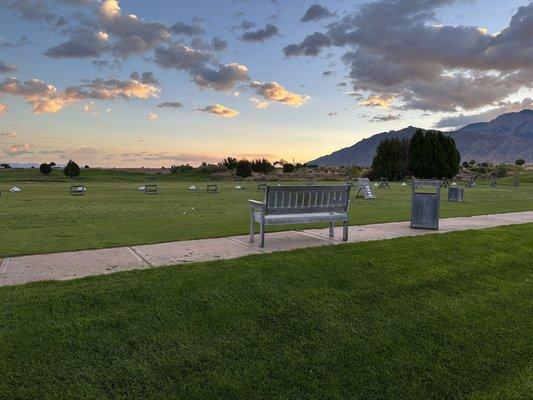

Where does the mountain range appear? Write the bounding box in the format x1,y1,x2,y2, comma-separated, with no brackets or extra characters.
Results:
309,109,533,166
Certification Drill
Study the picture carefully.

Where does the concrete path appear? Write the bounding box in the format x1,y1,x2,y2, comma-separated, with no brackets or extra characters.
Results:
1,211,531,287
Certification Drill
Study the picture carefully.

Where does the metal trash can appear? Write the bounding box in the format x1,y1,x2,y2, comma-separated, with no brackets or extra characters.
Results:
411,180,441,230
448,186,463,202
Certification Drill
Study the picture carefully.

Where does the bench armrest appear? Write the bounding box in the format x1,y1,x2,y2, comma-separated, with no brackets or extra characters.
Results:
248,199,265,210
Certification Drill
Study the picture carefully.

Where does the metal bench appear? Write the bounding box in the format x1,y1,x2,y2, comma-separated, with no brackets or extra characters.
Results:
206,184,218,193
70,185,87,196
257,182,267,192
355,177,375,199
144,184,158,194
488,177,499,188
513,176,520,188
249,185,351,247
378,177,390,189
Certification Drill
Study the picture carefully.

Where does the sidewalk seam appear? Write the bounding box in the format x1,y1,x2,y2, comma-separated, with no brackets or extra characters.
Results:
0,258,11,286
128,247,154,268
224,237,266,254
299,229,341,243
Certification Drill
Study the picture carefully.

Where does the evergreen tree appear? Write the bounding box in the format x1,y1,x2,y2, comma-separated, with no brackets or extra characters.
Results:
63,160,81,178
235,159,252,178
371,138,410,180
39,163,52,175
409,129,460,179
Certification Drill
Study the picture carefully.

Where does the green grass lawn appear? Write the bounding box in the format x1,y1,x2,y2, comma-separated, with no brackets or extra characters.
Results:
1,168,532,257
0,224,531,399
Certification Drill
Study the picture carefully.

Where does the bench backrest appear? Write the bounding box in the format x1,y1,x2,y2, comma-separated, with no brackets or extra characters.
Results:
264,185,350,215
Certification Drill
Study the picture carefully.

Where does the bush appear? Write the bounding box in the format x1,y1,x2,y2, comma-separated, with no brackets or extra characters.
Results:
236,160,253,178
492,165,508,178
251,158,274,174
371,138,410,181
409,129,460,179
462,161,469,168
283,163,296,173
39,163,52,175
222,157,238,171
515,159,525,166
63,160,81,178
170,164,194,173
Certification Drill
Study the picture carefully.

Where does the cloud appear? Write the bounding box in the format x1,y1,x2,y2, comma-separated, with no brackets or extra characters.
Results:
369,114,401,122
240,23,279,42
0,74,159,114
148,112,158,120
198,104,239,118
97,0,171,57
283,0,533,113
155,44,249,92
157,101,183,108
249,97,269,109
283,32,331,57
250,81,309,107
359,94,394,108
80,101,99,115
0,103,7,116
170,21,204,36
154,42,212,70
1,0,57,23
129,71,159,85
191,63,250,91
44,30,110,58
0,131,16,138
434,98,533,129
211,37,227,52
6,144,32,156
301,4,334,23
0,60,18,73
0,36,32,49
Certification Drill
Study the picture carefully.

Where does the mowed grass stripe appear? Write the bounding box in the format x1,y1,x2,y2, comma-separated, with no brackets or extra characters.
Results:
1,168,532,257
0,224,531,399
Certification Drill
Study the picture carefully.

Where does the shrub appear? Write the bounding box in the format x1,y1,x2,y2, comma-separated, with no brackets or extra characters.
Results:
283,163,296,173
492,165,508,178
515,159,525,166
409,129,460,179
222,157,238,171
251,158,274,174
170,164,194,173
236,160,253,178
63,160,81,178
462,161,469,168
39,163,52,175
371,138,410,181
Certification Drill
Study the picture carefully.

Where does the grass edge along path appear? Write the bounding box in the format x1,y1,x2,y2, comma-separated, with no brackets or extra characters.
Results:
1,223,532,399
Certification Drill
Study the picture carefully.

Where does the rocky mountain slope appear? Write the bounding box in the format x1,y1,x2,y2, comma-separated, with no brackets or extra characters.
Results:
309,110,533,166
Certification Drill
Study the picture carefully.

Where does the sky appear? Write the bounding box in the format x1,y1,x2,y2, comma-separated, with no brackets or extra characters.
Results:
0,0,532,167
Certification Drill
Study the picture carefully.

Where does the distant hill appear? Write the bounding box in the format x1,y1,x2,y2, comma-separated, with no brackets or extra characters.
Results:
309,109,533,166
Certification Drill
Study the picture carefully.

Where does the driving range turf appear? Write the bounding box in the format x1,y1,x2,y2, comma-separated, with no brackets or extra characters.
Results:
0,224,531,399
1,169,532,257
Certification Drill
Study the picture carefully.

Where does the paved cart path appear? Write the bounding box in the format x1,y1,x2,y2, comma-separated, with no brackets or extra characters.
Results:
1,211,532,287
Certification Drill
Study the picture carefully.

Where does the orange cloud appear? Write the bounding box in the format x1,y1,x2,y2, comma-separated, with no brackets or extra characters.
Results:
250,81,308,107
199,104,239,118
359,94,394,108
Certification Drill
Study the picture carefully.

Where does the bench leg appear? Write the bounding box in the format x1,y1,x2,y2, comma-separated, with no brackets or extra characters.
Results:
342,221,348,241
329,222,334,238
260,221,265,248
249,210,255,242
